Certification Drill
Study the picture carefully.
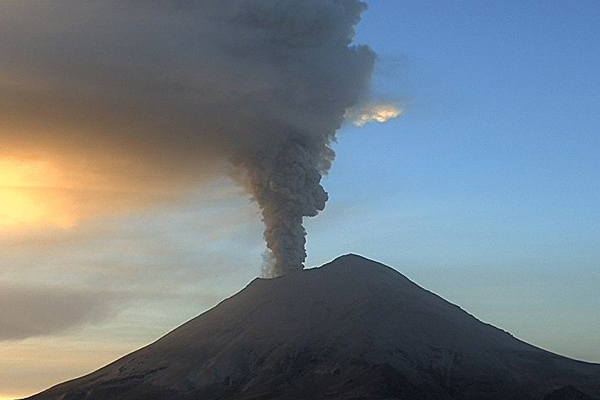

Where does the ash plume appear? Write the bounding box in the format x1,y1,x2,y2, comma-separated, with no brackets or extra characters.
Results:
0,0,376,276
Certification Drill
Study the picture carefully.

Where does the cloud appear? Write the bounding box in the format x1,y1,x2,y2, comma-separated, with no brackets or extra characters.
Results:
0,187,265,341
345,101,404,127
0,1,376,273
0,284,120,341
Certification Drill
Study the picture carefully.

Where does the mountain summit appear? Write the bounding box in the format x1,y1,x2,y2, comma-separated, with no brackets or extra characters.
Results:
26,254,600,400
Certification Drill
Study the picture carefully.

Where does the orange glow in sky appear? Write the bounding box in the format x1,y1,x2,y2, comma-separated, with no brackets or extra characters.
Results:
0,157,76,230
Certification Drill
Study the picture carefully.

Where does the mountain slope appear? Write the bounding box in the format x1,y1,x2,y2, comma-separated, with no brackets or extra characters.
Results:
25,254,600,400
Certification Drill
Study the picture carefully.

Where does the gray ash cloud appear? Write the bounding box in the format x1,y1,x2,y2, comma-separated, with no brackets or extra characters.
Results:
0,0,376,275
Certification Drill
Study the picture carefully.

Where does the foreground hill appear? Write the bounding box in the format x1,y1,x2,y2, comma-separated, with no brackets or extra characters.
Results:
26,254,600,400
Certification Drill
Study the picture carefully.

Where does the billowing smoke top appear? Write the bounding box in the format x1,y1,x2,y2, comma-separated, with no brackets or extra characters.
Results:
223,0,376,276
0,0,376,276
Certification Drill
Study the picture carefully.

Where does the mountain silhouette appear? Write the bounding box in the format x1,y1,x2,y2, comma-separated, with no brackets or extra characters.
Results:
25,254,600,400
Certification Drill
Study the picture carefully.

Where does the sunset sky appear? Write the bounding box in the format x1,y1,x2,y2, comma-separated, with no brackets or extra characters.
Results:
2,1,599,399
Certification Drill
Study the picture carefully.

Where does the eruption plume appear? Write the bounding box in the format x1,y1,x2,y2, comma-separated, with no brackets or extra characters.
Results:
238,141,330,276
0,0,377,276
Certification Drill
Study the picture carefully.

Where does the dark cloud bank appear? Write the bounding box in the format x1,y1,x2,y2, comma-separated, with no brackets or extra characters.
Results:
0,285,118,340
0,0,376,276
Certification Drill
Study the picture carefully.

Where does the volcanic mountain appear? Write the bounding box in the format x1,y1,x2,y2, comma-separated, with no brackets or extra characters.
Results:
25,254,600,400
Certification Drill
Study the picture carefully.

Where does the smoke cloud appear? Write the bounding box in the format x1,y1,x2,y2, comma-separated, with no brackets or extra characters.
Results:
0,0,376,276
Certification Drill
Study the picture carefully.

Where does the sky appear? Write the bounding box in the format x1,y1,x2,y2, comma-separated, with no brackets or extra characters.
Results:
1,1,599,399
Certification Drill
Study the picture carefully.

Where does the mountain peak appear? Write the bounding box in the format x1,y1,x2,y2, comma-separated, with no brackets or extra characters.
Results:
330,252,378,263
320,253,401,275
26,255,600,400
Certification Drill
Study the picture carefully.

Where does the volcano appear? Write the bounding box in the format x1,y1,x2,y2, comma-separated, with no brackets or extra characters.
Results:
25,254,600,400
